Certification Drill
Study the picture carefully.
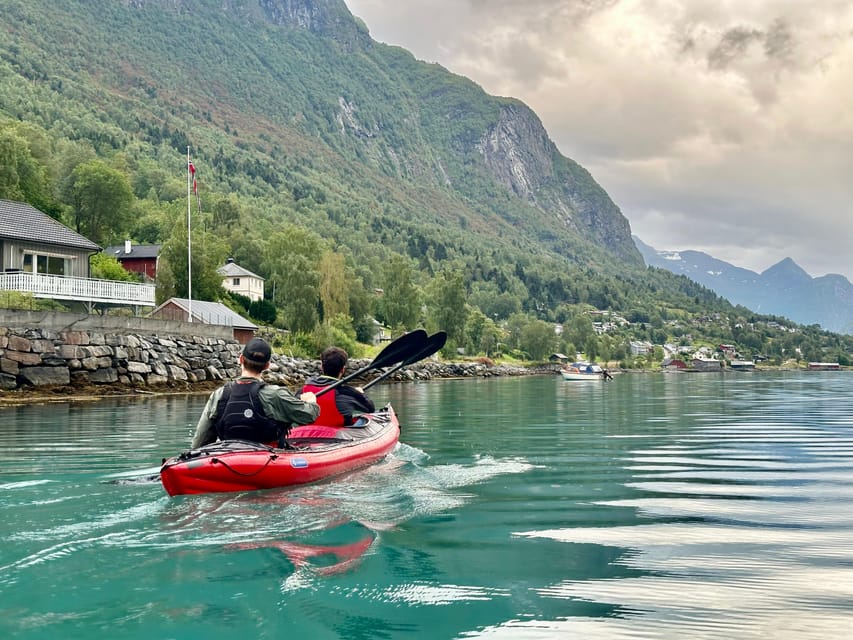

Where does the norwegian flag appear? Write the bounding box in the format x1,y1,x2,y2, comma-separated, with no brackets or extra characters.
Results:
188,160,198,195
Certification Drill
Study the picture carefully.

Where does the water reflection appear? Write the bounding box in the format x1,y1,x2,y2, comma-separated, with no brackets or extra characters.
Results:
508,373,853,639
3,374,853,639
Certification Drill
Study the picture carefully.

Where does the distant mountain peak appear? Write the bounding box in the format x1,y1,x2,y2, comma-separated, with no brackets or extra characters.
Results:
634,236,853,334
762,257,812,285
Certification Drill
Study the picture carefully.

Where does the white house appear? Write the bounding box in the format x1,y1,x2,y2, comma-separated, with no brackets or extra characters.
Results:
217,258,264,302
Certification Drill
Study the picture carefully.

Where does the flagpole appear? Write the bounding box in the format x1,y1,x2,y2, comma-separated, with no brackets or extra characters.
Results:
186,146,193,322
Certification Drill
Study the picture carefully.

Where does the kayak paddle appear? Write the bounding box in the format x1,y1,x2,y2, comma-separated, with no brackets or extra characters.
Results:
364,331,447,390
314,329,428,397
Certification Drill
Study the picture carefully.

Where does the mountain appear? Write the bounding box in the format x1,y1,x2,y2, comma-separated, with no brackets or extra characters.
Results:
634,237,853,334
0,0,640,270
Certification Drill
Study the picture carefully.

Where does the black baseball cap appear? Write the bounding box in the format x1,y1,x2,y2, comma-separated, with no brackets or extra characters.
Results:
242,337,272,366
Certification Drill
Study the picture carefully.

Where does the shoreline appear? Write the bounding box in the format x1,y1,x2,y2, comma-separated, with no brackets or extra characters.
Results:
0,359,543,406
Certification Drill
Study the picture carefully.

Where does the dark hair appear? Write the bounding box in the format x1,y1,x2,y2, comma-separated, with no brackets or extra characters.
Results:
320,346,348,377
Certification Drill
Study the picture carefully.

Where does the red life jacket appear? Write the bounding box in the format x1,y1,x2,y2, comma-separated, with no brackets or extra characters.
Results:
302,379,346,427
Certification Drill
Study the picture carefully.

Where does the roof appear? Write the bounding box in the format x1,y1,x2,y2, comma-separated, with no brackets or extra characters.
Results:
0,199,100,251
217,261,264,280
104,243,162,259
150,298,258,330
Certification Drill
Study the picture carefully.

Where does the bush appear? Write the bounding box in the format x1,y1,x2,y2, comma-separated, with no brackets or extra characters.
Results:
274,320,365,361
0,291,67,311
249,298,277,324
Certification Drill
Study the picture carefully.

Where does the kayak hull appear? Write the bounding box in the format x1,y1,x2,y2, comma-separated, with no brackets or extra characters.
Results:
160,405,400,496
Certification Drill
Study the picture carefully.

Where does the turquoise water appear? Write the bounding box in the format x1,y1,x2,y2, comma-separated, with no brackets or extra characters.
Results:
2,372,853,639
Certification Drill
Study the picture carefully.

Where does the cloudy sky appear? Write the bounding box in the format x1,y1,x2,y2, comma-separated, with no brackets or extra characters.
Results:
345,0,853,281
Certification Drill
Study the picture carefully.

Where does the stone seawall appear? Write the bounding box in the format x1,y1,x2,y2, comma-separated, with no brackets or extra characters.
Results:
0,313,539,397
0,326,244,391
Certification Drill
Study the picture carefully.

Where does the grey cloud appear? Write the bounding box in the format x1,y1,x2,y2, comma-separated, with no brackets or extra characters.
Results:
706,18,796,70
708,26,763,70
764,18,794,61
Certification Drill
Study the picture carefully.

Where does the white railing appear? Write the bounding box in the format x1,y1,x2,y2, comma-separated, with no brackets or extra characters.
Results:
0,272,155,306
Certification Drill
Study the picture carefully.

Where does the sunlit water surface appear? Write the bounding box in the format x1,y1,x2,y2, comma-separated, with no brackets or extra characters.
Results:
2,372,853,639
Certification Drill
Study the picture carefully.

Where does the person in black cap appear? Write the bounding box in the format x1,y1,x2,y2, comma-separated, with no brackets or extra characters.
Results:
302,346,375,426
191,337,320,448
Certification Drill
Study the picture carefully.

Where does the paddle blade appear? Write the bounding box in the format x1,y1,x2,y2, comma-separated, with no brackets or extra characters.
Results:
313,329,428,397
364,331,447,390
403,331,447,365
371,329,428,369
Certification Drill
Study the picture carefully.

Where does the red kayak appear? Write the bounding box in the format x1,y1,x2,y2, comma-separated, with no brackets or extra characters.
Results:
160,405,400,496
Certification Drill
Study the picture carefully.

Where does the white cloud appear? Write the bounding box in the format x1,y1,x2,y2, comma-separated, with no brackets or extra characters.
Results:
346,0,853,279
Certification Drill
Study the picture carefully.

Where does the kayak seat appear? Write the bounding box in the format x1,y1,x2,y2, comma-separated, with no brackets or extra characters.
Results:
289,425,344,439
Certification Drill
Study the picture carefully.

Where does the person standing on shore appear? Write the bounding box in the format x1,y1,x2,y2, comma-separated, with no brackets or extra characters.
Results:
191,337,319,448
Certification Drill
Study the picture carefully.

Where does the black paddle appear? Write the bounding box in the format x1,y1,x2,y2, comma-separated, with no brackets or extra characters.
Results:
364,331,447,390
314,329,428,398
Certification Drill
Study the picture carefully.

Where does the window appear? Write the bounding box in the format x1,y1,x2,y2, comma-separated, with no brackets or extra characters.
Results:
232,278,240,286
23,253,68,275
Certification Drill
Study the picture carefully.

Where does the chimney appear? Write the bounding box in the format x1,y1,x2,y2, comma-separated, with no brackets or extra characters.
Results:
124,240,131,254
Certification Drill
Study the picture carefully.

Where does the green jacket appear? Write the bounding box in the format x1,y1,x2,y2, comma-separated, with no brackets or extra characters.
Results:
191,376,320,448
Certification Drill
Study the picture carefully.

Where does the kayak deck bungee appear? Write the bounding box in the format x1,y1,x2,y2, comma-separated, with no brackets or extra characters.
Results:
160,405,400,496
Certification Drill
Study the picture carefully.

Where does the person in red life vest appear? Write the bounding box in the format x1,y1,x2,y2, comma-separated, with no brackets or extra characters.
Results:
191,337,319,448
302,346,375,426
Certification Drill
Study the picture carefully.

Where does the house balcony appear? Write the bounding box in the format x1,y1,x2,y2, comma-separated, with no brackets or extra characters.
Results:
0,271,155,307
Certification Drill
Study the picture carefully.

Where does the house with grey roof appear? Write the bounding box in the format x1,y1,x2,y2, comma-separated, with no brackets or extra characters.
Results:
1,198,99,277
217,258,265,302
0,199,155,309
148,297,258,344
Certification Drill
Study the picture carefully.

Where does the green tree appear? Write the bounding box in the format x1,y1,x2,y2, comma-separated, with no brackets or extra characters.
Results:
522,319,557,361
566,312,595,351
348,275,376,343
465,307,487,355
210,194,243,229
0,127,55,213
157,205,229,302
427,268,468,351
248,298,277,324
319,250,349,322
65,159,134,246
264,225,322,333
89,252,137,282
479,317,503,357
379,254,420,330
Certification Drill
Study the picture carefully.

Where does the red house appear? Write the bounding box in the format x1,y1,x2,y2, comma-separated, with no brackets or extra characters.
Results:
104,241,161,279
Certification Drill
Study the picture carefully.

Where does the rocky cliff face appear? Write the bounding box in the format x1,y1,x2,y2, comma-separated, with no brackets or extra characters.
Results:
477,103,642,264
257,0,369,46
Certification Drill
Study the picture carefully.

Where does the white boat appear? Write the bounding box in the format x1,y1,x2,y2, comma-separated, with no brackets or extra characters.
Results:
560,362,607,380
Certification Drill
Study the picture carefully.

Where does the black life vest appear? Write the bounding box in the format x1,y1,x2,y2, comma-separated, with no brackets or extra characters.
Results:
214,380,284,443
